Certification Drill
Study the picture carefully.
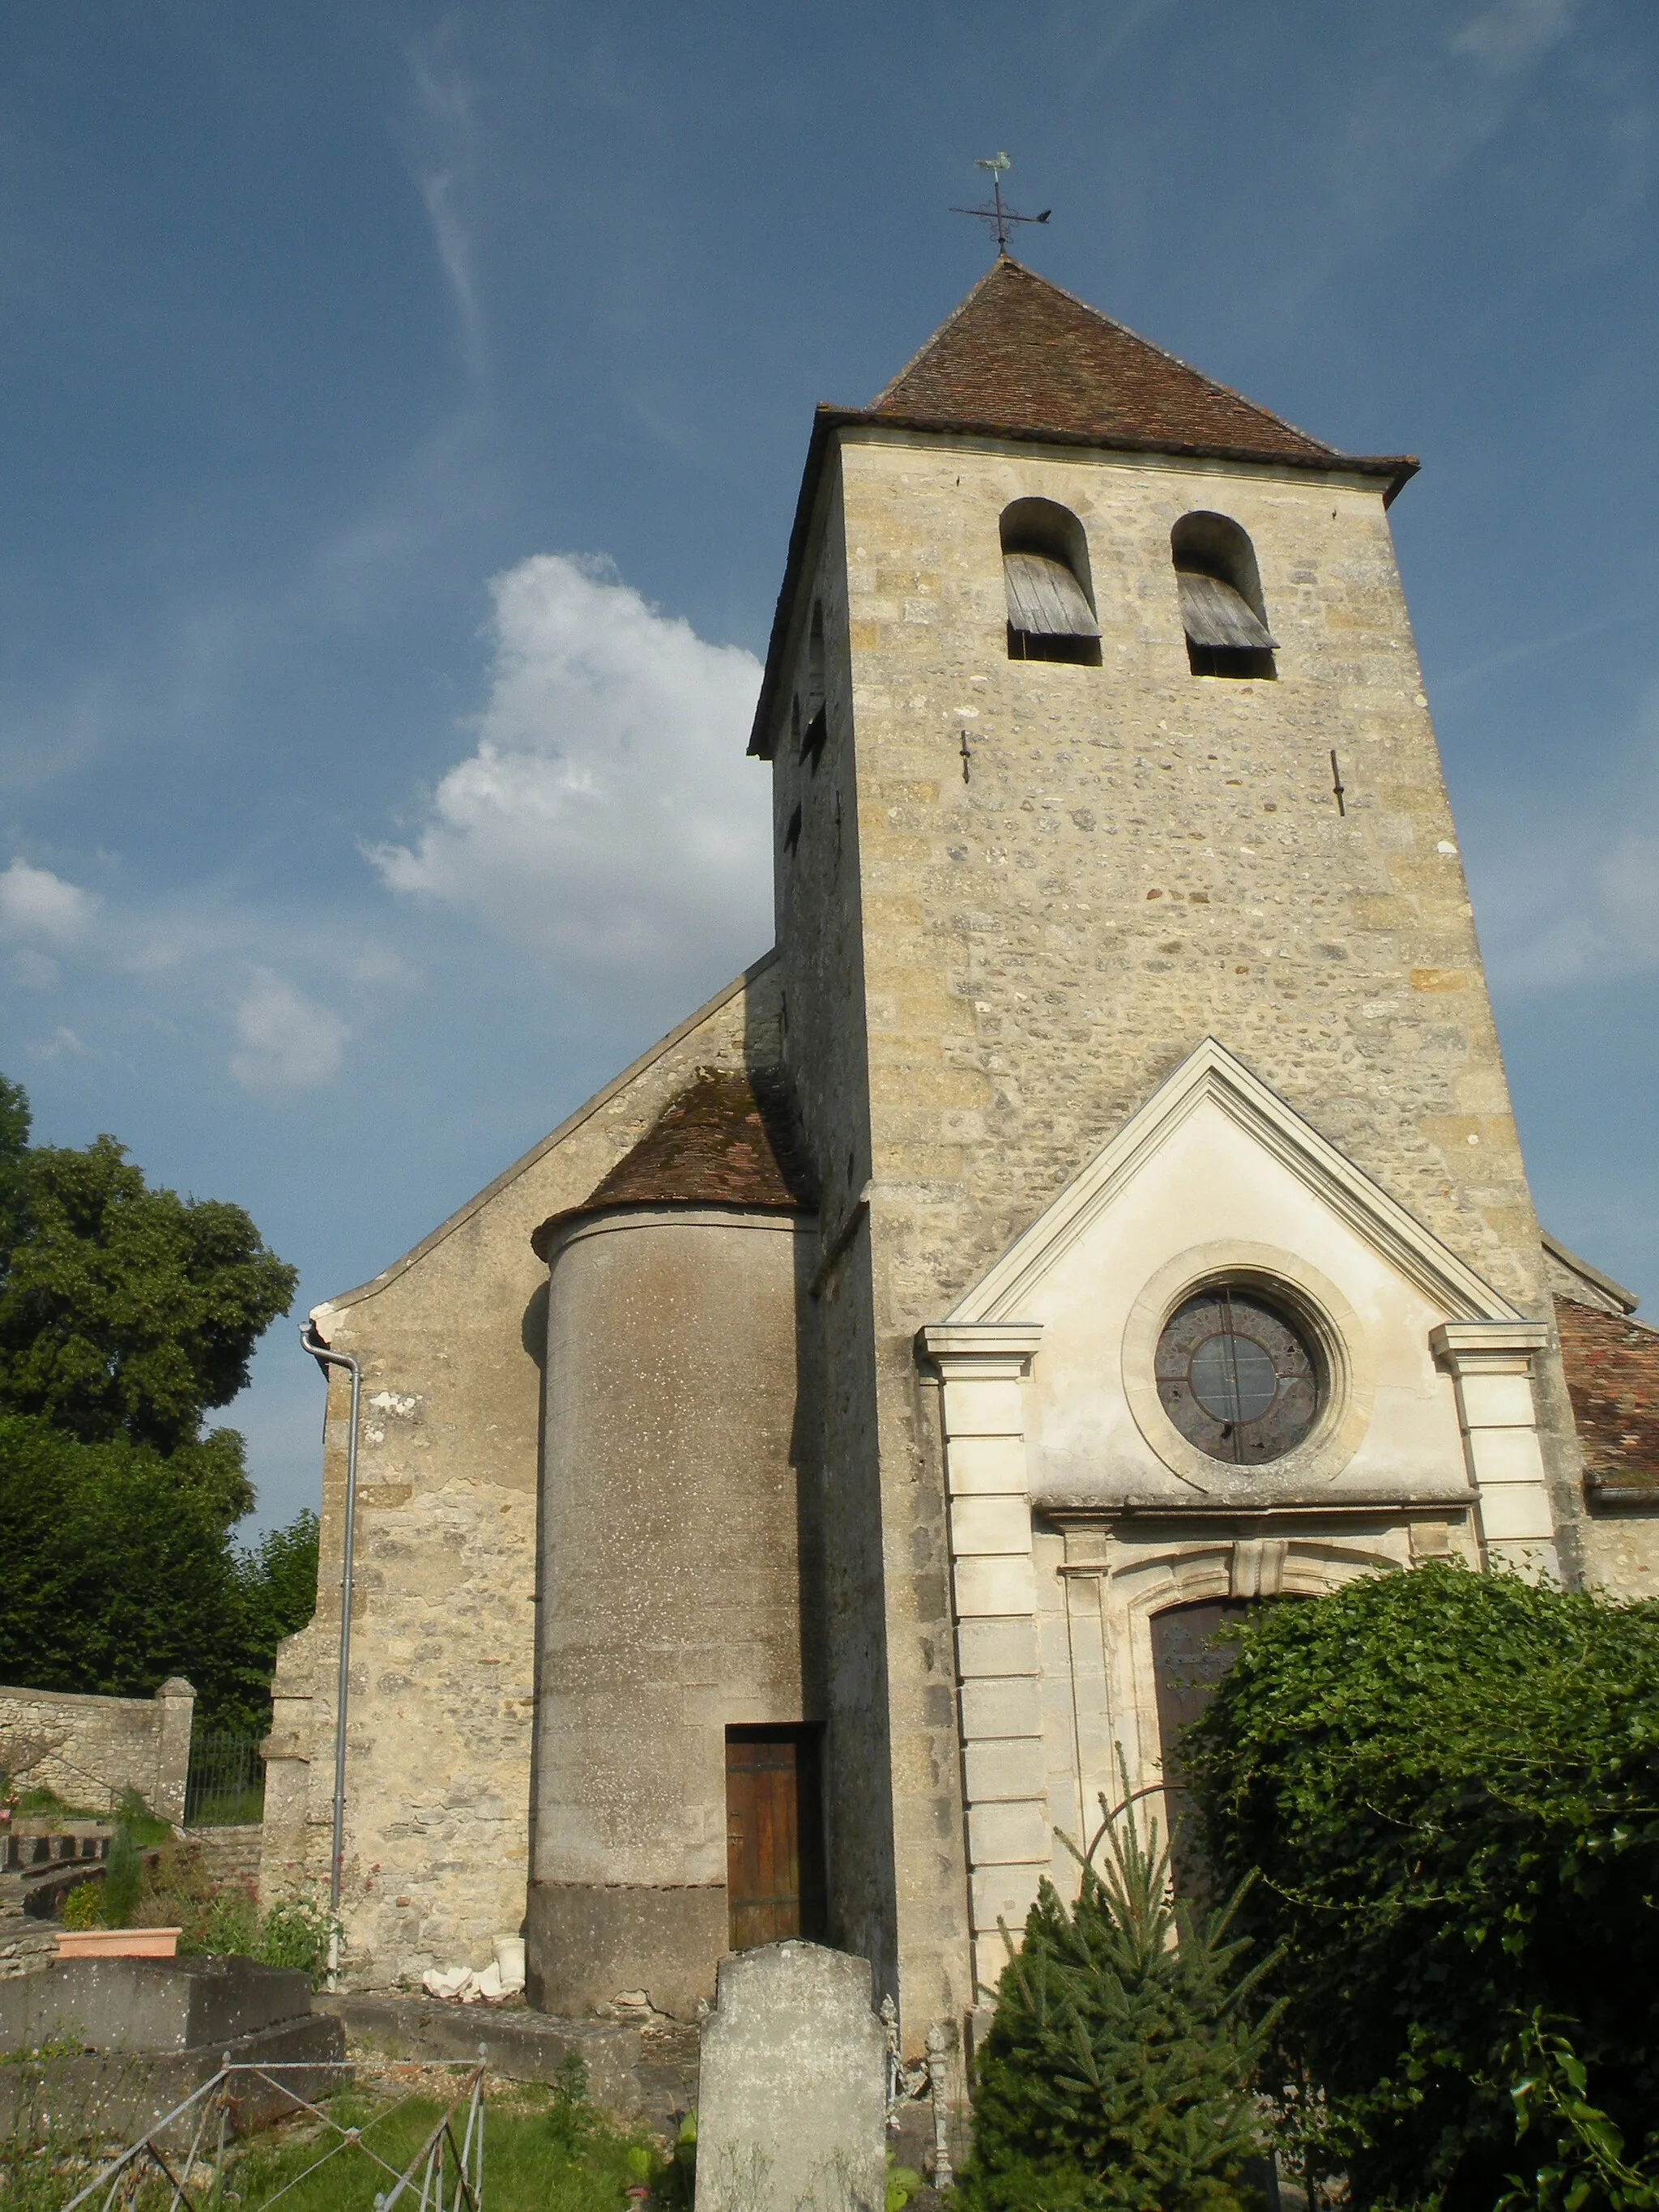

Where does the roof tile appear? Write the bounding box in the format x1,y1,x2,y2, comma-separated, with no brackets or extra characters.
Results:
531,1069,808,1257
871,257,1335,459
1556,1295,1659,1498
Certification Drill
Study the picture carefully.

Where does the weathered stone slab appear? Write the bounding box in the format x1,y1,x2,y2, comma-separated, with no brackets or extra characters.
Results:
315,1990,697,2129
0,1955,344,2147
0,2014,345,2148
694,1942,888,2212
0,1954,313,2056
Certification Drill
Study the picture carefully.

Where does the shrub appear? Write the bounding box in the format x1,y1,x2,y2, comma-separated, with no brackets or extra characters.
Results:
58,1878,102,1929
100,1824,141,1929
653,2112,697,2210
956,1772,1277,2212
134,1838,334,1984
256,1891,335,1984
1495,2012,1659,2212
199,1886,260,1958
135,1836,216,1942
1183,1563,1659,2211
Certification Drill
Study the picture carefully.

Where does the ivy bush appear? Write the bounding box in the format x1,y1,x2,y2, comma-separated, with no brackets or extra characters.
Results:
1183,1564,1659,2210
957,1771,1277,2212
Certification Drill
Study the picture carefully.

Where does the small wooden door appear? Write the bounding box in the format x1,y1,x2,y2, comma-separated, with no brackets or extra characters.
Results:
1150,1600,1255,1897
724,1727,825,1953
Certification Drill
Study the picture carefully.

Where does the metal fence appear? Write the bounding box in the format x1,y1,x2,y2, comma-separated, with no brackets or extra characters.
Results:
184,1731,266,1826
61,2059,485,2212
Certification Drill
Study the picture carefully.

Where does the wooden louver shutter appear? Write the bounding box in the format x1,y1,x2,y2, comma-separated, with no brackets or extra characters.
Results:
1176,570,1277,651
1003,551,1100,637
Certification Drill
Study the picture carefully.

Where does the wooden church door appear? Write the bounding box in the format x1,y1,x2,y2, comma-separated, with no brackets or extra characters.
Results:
724,1726,825,1951
1149,1600,1257,1896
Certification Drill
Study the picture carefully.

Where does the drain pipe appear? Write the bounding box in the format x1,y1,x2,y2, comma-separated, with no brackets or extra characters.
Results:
300,1320,361,1993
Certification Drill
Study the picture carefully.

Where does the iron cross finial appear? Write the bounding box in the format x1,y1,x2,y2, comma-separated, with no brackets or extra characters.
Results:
952,151,1051,257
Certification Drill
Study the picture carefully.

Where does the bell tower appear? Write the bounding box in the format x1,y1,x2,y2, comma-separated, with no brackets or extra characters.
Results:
749,258,1585,2035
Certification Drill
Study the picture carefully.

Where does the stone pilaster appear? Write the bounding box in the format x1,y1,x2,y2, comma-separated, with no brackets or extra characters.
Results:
153,1678,195,1825
1431,1322,1557,1579
918,1324,1047,2003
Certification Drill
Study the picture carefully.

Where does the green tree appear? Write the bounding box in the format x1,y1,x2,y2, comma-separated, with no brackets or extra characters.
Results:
0,1411,241,1709
0,1076,312,1733
0,1413,317,1734
230,1508,321,1720
1183,1565,1659,2212
957,1773,1278,2212
0,1074,30,1271
0,1095,296,1521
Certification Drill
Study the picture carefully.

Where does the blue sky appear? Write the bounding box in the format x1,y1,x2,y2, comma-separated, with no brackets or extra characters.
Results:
2,0,1655,1532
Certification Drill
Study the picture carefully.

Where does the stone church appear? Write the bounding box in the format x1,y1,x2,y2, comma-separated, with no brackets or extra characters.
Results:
260,255,1659,2048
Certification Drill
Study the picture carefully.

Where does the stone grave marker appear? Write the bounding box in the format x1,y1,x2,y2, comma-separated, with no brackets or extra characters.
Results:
693,1941,889,2212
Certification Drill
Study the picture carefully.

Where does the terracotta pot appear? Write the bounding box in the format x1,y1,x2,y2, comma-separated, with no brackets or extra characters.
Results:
56,1927,181,1959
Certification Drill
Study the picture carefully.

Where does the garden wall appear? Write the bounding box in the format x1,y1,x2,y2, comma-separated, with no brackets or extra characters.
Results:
179,1824,263,1889
0,1679,194,1821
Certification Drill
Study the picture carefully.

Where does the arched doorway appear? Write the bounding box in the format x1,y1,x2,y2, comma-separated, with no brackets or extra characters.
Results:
1149,1598,1282,1894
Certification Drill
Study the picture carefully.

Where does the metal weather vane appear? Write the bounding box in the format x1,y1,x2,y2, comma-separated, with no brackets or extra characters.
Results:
952,151,1051,256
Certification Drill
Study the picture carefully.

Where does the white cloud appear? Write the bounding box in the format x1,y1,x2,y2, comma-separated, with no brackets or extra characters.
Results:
404,37,488,388
230,971,348,1093
348,941,422,994
0,859,96,943
369,554,770,999
33,1025,89,1061
1452,0,1577,75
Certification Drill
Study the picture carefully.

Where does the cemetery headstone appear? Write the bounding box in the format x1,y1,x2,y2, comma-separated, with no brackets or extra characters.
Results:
693,1941,889,2212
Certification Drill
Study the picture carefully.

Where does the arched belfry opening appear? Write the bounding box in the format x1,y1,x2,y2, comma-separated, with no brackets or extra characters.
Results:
1001,497,1102,665
1171,511,1277,679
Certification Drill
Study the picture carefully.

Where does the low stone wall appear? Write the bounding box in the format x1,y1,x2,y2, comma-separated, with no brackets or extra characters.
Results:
0,1916,58,1983
0,1681,194,1822
314,1991,697,2129
179,1825,263,1891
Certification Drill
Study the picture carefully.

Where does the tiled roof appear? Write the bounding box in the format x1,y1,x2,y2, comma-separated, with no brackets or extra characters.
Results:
531,1069,808,1257
871,258,1337,459
1556,1295,1659,1500
748,262,1415,758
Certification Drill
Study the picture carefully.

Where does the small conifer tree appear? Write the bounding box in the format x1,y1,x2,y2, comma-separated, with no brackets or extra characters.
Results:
957,1769,1280,2212
101,1821,143,1929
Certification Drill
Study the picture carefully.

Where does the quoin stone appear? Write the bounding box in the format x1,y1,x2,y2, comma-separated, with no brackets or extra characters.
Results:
694,1941,889,2212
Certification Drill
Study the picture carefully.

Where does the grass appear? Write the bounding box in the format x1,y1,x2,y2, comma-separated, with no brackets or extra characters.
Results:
183,1783,265,1826
0,2059,687,2212
237,2082,660,2212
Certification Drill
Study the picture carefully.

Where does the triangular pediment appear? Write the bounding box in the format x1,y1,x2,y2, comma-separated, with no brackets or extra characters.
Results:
947,1038,1520,1327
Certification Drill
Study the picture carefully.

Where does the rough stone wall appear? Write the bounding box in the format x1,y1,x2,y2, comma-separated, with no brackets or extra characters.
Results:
1580,1515,1659,1600
771,475,915,2005
0,1681,194,1822
180,1825,264,1891
259,959,783,1988
765,424,1589,2035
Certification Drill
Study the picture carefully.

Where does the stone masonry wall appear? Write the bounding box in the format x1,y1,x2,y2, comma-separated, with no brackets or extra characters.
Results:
0,1681,194,1822
181,1825,264,1891
773,469,915,2006
765,424,1589,2035
260,959,784,1989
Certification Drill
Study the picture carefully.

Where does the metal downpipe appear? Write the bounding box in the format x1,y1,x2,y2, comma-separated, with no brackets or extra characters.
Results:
300,1319,362,1992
